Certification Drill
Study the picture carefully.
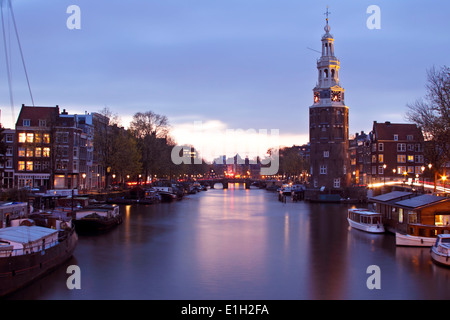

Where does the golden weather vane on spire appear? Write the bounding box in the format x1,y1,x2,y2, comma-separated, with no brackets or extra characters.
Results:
324,5,331,25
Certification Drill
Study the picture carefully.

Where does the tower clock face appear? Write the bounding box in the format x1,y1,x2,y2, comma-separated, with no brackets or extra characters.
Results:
314,92,320,103
331,91,341,102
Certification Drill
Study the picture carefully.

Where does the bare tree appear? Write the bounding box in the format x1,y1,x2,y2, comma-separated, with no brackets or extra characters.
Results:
406,65,450,190
129,111,170,183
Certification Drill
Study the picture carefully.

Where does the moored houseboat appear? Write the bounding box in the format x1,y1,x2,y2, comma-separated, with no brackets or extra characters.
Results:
370,192,450,246
0,211,77,297
153,186,177,202
73,204,122,233
347,208,384,233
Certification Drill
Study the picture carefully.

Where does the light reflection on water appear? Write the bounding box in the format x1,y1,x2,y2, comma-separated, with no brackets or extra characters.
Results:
6,184,450,300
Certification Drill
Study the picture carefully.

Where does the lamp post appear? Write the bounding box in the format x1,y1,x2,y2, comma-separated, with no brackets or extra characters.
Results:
82,173,86,193
403,171,407,187
383,164,387,185
443,175,447,193
421,166,425,193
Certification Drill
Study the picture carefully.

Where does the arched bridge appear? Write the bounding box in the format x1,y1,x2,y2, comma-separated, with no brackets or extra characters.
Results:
198,178,256,189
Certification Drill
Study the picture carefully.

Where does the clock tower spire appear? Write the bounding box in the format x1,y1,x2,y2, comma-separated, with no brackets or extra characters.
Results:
309,9,350,192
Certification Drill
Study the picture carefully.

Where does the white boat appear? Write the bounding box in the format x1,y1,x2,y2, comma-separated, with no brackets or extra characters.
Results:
395,232,437,247
347,208,385,234
431,234,450,267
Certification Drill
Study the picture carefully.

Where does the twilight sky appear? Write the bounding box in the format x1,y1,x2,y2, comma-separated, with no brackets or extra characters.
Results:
0,0,449,160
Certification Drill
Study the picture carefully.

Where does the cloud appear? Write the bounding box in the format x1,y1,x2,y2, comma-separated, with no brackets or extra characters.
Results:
171,119,308,162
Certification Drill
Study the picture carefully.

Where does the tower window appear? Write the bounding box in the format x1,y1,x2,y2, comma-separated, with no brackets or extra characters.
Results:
333,178,341,188
324,69,328,78
331,69,335,78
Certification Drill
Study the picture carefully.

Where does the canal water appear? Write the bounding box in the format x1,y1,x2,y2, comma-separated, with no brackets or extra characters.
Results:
7,184,450,300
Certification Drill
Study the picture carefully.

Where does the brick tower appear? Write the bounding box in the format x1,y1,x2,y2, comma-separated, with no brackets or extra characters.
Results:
309,11,350,190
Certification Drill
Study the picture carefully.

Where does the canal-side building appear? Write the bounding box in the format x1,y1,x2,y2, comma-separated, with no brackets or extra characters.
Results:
14,105,60,189
349,131,371,186
1,128,15,189
14,105,95,190
369,121,425,184
309,15,350,191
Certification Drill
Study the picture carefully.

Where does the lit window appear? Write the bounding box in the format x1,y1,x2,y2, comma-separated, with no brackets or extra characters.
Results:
407,155,414,162
43,134,50,144
397,155,406,163
18,147,25,157
378,154,384,163
26,133,34,143
26,148,34,157
35,147,42,157
397,166,407,174
18,133,26,143
26,161,33,171
43,147,50,157
35,133,42,143
18,161,25,171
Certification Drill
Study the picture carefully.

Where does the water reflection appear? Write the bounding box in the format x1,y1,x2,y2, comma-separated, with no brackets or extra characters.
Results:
5,185,450,300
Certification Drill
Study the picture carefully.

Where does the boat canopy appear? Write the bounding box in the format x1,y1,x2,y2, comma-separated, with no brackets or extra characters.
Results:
0,226,58,244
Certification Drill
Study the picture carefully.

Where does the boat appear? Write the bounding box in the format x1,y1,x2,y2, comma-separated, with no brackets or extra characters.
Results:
347,208,385,233
192,182,202,192
395,231,438,247
139,188,161,204
0,211,78,297
431,234,450,267
279,184,292,196
73,204,122,233
153,186,178,202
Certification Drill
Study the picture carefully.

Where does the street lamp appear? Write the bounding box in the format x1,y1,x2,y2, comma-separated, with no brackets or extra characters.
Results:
383,164,387,185
443,175,447,193
82,173,86,192
421,166,425,192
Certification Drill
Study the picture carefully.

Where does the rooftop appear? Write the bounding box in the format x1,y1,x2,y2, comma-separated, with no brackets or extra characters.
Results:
395,194,447,209
0,226,58,244
370,191,413,202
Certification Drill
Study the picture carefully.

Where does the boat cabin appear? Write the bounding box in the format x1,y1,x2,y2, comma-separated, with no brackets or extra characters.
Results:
0,202,28,229
0,226,58,257
348,209,382,225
